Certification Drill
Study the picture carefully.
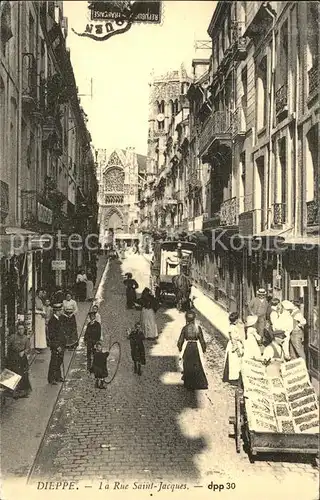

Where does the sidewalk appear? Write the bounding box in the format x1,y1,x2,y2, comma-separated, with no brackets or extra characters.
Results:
143,252,230,341
0,255,108,479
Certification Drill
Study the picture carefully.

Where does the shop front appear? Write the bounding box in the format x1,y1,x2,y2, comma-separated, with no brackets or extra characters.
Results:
283,245,319,391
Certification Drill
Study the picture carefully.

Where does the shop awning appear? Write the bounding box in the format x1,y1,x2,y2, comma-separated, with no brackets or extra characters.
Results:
187,231,209,245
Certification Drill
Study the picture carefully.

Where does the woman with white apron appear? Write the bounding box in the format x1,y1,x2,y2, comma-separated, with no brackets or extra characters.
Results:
35,289,47,351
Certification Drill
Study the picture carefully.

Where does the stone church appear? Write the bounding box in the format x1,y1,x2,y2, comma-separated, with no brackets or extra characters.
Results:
96,148,146,248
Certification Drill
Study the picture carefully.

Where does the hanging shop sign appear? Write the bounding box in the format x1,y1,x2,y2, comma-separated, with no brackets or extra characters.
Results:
72,1,162,42
37,202,53,225
290,279,308,287
52,260,66,271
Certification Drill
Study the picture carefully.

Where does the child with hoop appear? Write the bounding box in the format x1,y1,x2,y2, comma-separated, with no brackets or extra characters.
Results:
90,341,109,389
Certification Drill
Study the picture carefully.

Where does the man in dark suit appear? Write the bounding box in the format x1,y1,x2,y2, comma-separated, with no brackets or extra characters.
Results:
47,303,66,385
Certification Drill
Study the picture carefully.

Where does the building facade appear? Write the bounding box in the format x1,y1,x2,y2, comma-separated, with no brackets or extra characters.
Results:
139,67,192,244
0,1,98,369
96,148,146,248
139,1,319,388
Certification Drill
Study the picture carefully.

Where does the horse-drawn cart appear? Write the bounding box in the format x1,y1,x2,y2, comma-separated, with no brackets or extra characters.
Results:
150,240,195,303
229,358,319,464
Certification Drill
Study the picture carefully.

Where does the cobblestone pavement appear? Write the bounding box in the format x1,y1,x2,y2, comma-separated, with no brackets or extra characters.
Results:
28,255,318,500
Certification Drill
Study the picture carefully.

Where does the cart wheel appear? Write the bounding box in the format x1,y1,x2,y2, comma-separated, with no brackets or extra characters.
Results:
235,389,241,453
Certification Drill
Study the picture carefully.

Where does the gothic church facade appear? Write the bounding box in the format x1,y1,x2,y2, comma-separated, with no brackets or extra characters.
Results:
96,148,146,247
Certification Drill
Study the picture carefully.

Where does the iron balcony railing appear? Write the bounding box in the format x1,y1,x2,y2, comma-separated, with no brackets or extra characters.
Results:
308,61,319,97
275,84,288,116
199,111,232,155
307,200,319,226
273,202,286,226
220,197,238,226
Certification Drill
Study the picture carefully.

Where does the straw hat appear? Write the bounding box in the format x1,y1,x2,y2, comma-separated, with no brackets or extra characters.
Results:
272,330,286,339
53,303,63,310
257,288,267,296
245,315,258,327
282,300,295,310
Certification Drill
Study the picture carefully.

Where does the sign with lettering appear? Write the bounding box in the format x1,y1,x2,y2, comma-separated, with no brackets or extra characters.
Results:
37,202,53,225
52,260,67,271
290,279,308,287
72,1,162,42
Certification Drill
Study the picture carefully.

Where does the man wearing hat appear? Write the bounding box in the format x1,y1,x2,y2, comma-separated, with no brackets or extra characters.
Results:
47,303,67,385
248,288,268,342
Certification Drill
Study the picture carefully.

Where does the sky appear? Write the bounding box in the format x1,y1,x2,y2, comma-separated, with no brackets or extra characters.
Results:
63,1,216,155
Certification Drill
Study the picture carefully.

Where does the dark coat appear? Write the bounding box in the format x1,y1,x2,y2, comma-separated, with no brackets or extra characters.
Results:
128,329,146,364
90,351,109,378
47,315,66,350
84,321,101,344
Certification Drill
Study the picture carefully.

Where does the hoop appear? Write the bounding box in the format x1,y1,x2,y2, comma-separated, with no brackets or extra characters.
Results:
105,341,121,384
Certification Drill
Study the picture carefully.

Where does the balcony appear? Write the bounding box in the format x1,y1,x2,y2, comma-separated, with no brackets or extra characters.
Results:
21,190,53,229
275,84,288,117
22,53,37,107
220,198,238,227
202,213,221,231
307,200,319,226
308,61,319,99
273,202,286,226
243,2,274,40
199,111,232,156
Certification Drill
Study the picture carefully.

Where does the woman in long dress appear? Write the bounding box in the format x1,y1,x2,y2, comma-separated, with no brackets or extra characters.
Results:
86,273,94,301
35,289,47,351
177,310,208,390
123,273,139,309
75,269,88,302
243,315,263,361
62,292,78,348
222,312,244,385
139,287,158,340
7,322,32,398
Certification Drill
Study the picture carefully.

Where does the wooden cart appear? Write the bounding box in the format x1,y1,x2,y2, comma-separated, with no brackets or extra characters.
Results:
229,387,319,464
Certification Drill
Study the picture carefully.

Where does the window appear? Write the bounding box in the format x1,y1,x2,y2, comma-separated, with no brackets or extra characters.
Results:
0,78,5,164
307,3,319,97
239,152,246,213
256,156,265,231
256,56,267,130
241,66,248,129
29,12,35,55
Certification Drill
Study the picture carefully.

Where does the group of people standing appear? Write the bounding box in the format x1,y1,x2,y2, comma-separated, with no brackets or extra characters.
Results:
123,270,208,390
223,287,307,384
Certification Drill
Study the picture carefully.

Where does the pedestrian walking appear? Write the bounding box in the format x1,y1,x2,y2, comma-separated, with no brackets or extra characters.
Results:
248,288,268,343
172,266,192,312
47,304,66,385
86,273,94,301
62,291,78,349
51,285,64,305
288,300,307,360
90,341,109,388
43,298,53,342
139,287,159,340
243,315,262,361
177,310,208,390
222,312,244,385
84,311,101,371
123,272,139,309
75,269,88,302
275,300,294,360
90,304,101,324
7,322,32,398
35,289,47,352
127,321,146,376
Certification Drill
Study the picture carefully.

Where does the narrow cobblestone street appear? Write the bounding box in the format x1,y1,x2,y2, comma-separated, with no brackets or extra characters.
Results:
25,256,318,500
